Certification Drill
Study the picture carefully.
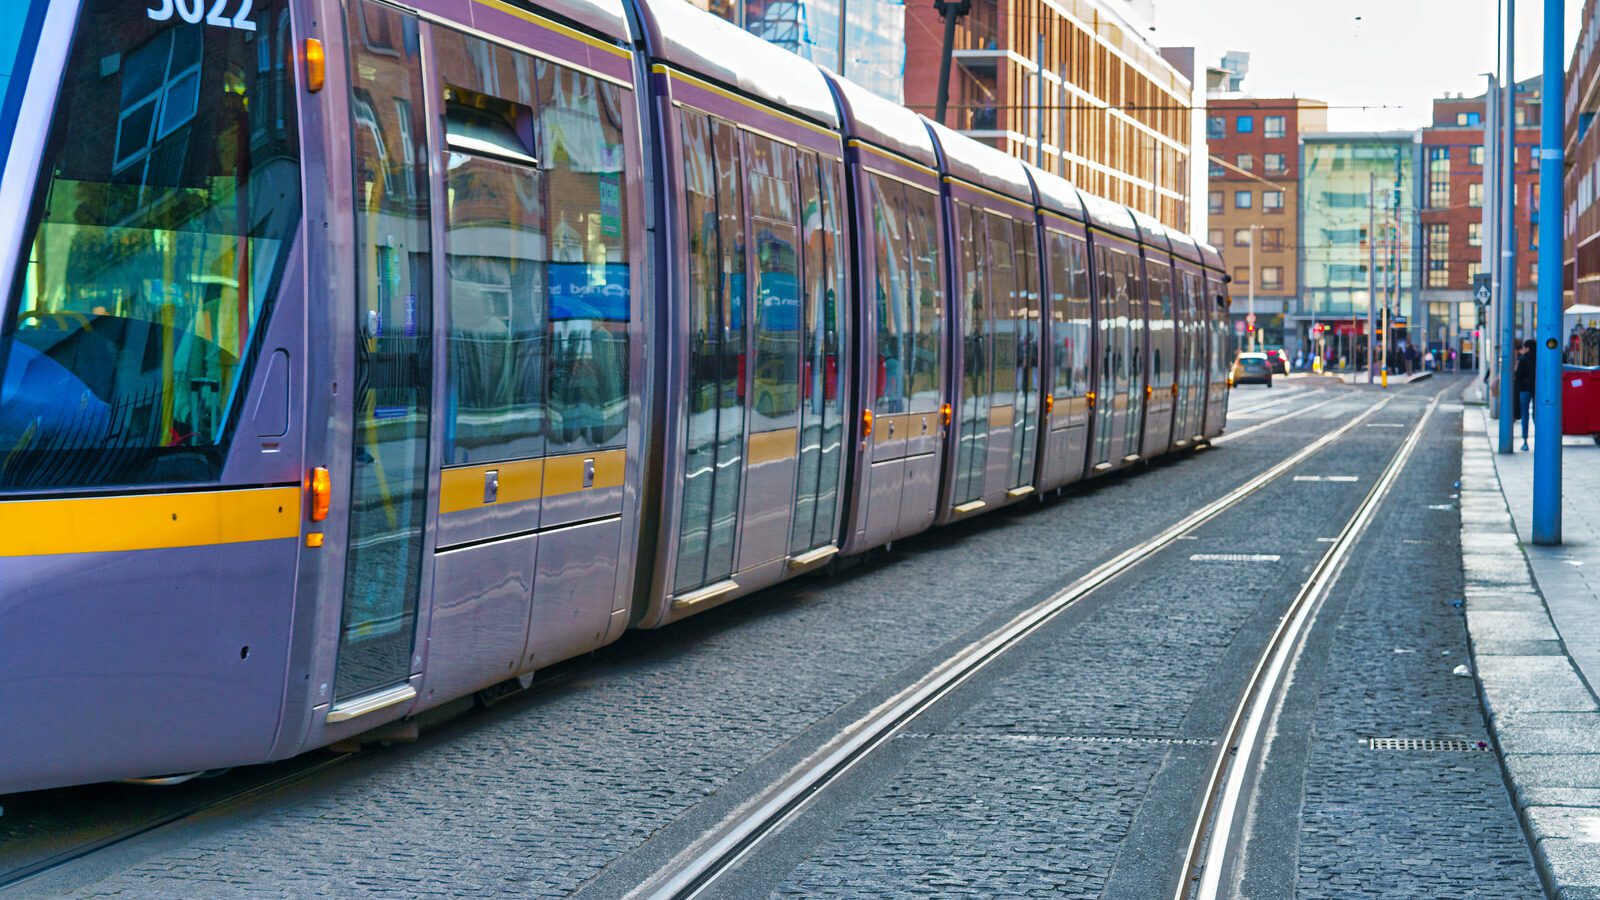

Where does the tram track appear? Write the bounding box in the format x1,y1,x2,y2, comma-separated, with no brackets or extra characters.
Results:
0,388,1357,897
1173,389,1442,900
627,387,1408,900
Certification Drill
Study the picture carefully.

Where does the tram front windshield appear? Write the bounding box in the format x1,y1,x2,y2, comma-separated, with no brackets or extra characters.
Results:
0,0,301,491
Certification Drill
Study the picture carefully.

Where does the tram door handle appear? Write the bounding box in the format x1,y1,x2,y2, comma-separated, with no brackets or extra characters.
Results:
483,469,500,504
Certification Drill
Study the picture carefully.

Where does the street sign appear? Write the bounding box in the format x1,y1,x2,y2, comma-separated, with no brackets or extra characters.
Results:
1473,273,1492,306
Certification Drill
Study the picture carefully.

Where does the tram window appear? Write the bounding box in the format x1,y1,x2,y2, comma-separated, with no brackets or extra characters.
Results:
539,61,630,453
959,202,989,404
1148,261,1173,387
986,212,1017,399
443,153,547,463
675,109,719,593
0,0,301,489
747,134,800,430
1012,217,1037,401
870,174,909,415
435,28,545,464
905,186,942,414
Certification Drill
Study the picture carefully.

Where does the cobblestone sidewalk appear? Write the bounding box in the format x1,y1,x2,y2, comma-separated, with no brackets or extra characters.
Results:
1463,400,1600,899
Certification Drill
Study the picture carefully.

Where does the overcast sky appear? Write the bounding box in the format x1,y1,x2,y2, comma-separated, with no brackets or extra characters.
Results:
1151,1,1586,132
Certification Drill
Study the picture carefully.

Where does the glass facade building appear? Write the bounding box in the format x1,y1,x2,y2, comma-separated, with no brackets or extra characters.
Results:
1299,134,1420,367
702,0,906,104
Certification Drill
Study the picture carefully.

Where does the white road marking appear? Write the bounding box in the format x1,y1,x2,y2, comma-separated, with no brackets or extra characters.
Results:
1189,553,1281,562
1292,475,1360,482
1366,423,1406,428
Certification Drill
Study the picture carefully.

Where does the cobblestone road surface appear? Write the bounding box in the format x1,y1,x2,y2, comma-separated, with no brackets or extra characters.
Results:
1,381,1540,899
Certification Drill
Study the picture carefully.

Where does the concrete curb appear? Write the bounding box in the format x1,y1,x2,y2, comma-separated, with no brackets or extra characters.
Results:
1461,410,1600,900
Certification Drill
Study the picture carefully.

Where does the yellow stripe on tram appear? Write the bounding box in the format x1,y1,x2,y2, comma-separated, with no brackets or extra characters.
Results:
0,486,303,557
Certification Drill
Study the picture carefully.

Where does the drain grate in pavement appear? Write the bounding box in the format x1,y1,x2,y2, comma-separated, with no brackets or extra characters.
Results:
1366,737,1491,752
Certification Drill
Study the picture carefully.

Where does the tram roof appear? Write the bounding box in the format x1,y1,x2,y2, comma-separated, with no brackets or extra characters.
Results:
638,0,840,130
1076,190,1141,242
1199,242,1226,271
825,73,938,169
522,0,632,44
1129,210,1174,256
1023,162,1085,222
922,120,1033,204
1165,227,1203,265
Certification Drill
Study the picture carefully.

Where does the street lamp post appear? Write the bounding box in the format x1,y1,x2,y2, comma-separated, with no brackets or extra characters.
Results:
1498,0,1518,453
1532,0,1564,544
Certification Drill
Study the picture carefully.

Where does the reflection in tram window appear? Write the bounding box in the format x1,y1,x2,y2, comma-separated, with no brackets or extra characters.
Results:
955,203,989,502
1049,232,1092,402
539,61,630,453
1010,216,1037,486
870,174,909,416
673,111,745,594
904,187,942,416
0,0,301,489
791,151,846,554
747,134,799,431
339,0,434,700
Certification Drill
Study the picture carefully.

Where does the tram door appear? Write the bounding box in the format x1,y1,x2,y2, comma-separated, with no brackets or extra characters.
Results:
737,133,802,572
952,203,991,503
1088,242,1119,469
335,1,435,704
1007,218,1039,489
1121,251,1147,461
789,154,848,556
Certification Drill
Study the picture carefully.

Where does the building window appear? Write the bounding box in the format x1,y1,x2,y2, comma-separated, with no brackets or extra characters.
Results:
1265,152,1286,173
1235,190,1253,209
1468,182,1483,208
1264,116,1286,138
1209,161,1225,178
1233,266,1250,285
1236,154,1253,171
1234,228,1252,247
1209,190,1223,214
1457,111,1482,126
1261,266,1284,289
1263,191,1285,213
1428,301,1453,334
1427,223,1450,288
1470,145,1485,166
1427,146,1450,209
1262,228,1284,251
1468,222,1482,247
1468,261,1484,281
1208,228,1224,246
1208,116,1225,140
1236,115,1254,133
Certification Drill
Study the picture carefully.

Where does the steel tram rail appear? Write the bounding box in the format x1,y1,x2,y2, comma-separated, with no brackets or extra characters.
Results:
1172,389,1443,900
628,392,1402,900
0,394,1328,893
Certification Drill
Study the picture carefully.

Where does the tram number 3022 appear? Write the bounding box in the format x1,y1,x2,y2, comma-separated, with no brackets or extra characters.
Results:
147,0,258,31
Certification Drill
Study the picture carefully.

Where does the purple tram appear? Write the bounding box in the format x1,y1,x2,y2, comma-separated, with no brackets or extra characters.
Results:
0,0,1231,793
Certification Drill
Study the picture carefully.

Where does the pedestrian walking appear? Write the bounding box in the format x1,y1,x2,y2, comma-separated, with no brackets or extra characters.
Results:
1514,338,1537,451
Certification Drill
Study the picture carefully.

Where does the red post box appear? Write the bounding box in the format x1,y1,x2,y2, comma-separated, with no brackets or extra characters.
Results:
1562,366,1600,437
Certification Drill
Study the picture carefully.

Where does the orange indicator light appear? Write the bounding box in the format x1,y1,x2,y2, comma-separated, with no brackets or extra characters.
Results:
304,39,326,93
310,466,331,522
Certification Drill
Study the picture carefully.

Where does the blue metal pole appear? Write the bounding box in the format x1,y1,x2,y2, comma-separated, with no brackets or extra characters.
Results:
1532,0,1564,544
1498,0,1518,453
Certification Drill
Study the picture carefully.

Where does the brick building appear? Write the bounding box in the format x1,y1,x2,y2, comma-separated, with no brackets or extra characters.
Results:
1204,97,1327,350
904,0,1197,231
1567,0,1600,311
1420,80,1541,364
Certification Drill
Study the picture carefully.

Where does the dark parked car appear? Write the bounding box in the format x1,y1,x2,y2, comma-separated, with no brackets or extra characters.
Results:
1264,348,1288,375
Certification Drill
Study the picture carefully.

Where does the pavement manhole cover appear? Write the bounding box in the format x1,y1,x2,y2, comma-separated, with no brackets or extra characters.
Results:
1366,737,1491,752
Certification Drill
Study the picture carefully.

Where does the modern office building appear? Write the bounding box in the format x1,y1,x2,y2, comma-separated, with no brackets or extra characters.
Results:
1420,80,1541,366
1206,95,1328,350
904,0,1197,231
1298,133,1420,368
693,0,906,103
